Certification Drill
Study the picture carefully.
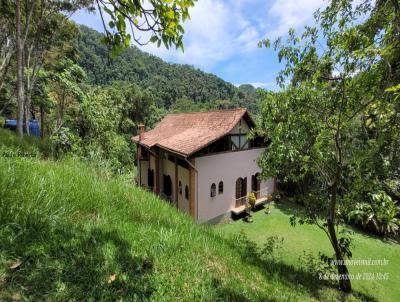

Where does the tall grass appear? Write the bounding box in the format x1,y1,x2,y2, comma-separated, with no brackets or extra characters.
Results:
0,128,53,158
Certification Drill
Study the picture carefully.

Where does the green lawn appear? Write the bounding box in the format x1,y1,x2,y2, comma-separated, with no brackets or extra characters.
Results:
216,201,400,302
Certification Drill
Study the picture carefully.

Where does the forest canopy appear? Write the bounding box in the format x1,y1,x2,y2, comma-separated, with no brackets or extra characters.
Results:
75,25,261,111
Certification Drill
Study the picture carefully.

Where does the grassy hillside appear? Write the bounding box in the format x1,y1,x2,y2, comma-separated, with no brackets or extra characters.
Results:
0,130,378,301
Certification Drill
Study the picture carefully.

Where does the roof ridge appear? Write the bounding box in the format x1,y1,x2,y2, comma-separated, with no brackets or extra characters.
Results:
132,107,254,156
166,107,247,116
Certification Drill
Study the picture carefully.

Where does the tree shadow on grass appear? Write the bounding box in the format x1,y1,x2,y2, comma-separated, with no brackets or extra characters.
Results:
0,218,154,301
221,234,378,302
273,200,306,217
275,200,400,245
211,278,278,302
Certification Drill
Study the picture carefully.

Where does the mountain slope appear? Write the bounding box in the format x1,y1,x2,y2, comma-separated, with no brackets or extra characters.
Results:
75,25,260,112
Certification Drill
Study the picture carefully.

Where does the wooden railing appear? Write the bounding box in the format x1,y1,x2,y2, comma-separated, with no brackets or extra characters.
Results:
232,187,270,208
235,196,247,207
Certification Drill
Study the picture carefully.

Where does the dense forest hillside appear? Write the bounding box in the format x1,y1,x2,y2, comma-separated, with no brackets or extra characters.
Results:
75,26,261,112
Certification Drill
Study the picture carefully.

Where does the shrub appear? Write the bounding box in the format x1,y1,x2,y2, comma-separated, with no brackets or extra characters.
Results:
51,126,81,156
299,251,336,280
247,192,256,209
347,191,400,237
260,236,284,263
0,128,53,158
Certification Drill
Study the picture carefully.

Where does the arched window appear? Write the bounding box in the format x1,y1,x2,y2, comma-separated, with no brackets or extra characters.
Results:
218,181,223,194
178,181,182,195
210,183,216,197
235,177,247,206
235,177,247,201
185,185,189,200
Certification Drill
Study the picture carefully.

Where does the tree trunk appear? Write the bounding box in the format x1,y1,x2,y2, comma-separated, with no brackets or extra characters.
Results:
40,104,44,139
328,123,352,293
0,49,13,90
24,46,33,135
327,216,352,292
16,0,24,137
24,91,32,135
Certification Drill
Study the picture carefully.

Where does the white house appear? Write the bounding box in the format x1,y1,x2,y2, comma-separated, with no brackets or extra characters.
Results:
132,108,275,223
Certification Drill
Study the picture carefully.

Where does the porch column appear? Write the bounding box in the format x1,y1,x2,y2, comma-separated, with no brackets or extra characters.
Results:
154,149,160,194
188,158,196,219
174,156,178,208
137,145,141,186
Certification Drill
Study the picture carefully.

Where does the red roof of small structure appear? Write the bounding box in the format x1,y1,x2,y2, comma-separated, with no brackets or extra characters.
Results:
132,108,255,157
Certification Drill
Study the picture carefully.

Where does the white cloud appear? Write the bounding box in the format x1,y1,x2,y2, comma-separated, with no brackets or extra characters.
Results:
264,0,326,38
248,82,276,88
141,0,264,68
73,0,327,81
234,81,275,88
249,82,275,88
139,0,326,69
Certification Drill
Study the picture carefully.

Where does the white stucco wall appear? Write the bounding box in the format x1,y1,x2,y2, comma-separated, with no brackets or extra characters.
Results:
230,117,250,134
195,148,274,222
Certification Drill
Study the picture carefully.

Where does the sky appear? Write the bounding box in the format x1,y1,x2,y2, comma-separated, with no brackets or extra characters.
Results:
71,0,326,90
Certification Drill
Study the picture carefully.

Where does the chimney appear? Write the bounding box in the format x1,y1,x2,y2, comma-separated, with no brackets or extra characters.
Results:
139,124,145,141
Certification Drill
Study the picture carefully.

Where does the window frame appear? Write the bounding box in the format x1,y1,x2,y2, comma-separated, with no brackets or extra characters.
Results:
210,183,216,197
218,181,223,194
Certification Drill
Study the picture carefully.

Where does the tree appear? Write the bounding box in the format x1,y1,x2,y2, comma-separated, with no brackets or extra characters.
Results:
95,0,196,55
5,0,195,137
49,58,86,131
4,0,90,136
15,0,36,136
23,13,81,134
0,1,15,92
257,0,400,292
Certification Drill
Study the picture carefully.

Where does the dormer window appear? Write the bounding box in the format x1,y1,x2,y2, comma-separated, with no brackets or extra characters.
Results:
230,134,248,150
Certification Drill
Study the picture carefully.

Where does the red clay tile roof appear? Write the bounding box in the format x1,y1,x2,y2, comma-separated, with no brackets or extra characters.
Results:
132,108,254,157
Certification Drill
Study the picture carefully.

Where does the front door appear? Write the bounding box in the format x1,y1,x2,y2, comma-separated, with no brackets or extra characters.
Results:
235,177,247,207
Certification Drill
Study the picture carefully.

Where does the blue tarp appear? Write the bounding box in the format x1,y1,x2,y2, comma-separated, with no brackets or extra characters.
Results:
4,119,41,137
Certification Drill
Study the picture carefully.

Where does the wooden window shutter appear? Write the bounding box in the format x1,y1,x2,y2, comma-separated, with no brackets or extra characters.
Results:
251,175,256,192
242,177,247,197
235,178,242,199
